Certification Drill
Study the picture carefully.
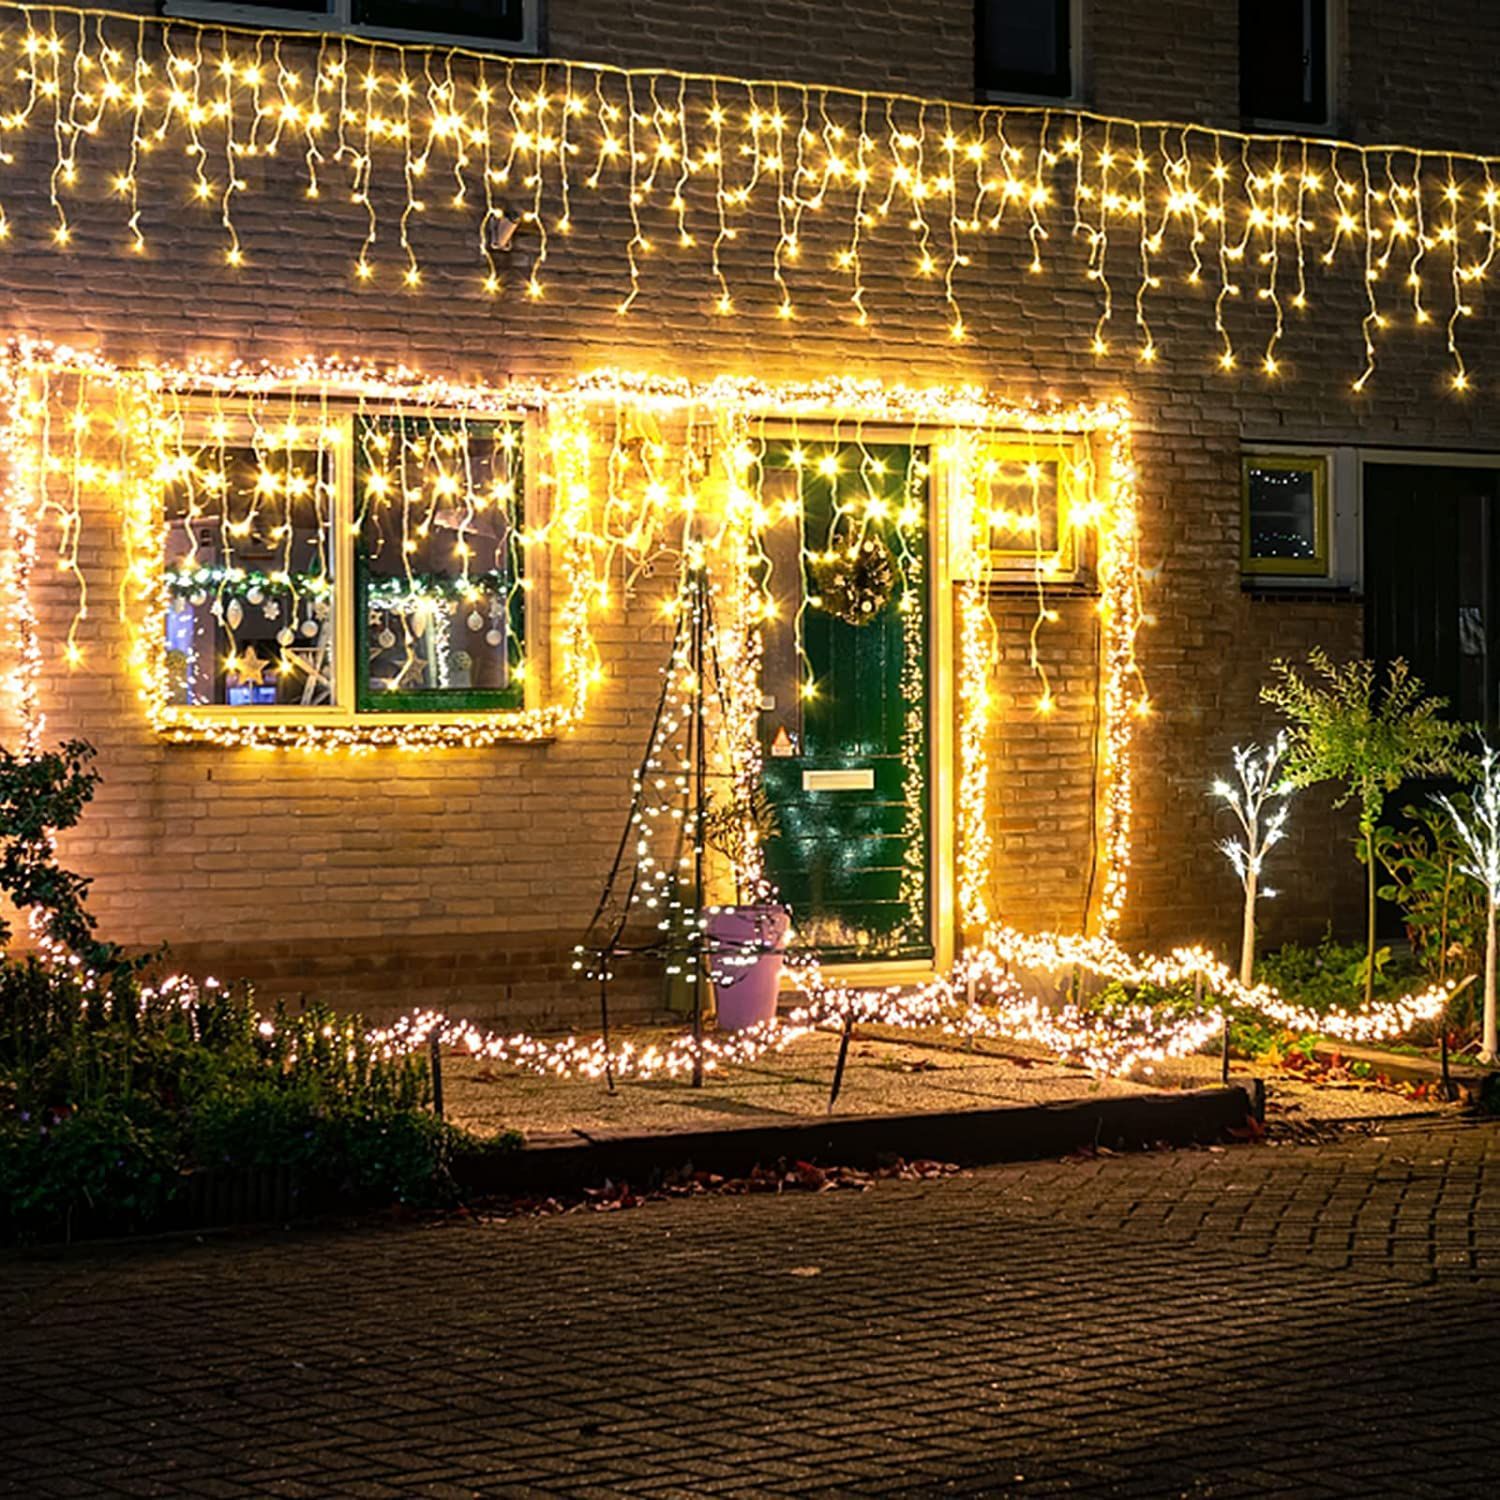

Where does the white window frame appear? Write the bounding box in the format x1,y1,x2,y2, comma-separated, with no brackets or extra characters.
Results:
1241,444,1356,588
977,0,1085,107
164,0,542,57
165,399,541,731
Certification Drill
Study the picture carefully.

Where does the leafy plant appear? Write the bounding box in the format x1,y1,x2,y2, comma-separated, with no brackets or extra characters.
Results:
1253,930,1420,1013
1261,651,1473,1006
1371,801,1486,986
0,738,131,972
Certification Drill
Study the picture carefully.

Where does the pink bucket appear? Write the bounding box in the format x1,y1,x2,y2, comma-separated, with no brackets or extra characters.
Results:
706,905,791,1031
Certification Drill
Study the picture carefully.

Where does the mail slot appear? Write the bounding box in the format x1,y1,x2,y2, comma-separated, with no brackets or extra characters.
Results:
802,768,876,792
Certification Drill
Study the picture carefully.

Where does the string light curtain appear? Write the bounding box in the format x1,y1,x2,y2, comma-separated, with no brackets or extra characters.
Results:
0,6,1496,389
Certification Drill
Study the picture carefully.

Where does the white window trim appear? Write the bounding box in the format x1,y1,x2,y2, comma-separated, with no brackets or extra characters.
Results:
166,400,542,729
163,0,542,57
1245,0,1338,134
1241,443,1354,588
979,0,1085,108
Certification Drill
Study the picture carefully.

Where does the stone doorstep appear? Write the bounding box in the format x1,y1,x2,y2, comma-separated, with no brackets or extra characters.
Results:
452,1085,1258,1198
1310,1040,1494,1097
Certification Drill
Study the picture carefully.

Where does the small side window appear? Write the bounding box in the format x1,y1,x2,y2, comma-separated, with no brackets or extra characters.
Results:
1242,454,1330,578
977,0,1073,101
976,440,1087,584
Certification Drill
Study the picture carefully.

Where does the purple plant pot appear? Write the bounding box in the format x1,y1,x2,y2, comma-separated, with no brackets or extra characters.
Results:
707,905,792,1031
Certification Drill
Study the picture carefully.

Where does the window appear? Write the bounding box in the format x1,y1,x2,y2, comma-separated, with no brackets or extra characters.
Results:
162,407,530,724
1242,454,1330,577
974,438,1086,581
1241,0,1329,125
164,0,538,52
165,435,339,710
356,415,526,713
977,0,1073,100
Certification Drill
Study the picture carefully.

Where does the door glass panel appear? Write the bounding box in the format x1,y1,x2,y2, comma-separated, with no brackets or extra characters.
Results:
758,442,930,962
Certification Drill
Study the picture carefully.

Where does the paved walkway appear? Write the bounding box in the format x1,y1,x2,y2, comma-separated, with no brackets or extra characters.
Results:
5,1119,1500,1497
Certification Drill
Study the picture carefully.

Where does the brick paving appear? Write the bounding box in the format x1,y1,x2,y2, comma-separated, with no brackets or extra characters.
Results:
4,1119,1500,1497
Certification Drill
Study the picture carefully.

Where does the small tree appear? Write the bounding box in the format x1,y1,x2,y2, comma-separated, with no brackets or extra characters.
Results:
0,738,129,974
1262,650,1472,1007
1433,742,1500,1062
1211,734,1294,987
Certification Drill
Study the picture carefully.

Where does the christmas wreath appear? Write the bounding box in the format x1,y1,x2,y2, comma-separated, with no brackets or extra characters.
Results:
810,534,896,626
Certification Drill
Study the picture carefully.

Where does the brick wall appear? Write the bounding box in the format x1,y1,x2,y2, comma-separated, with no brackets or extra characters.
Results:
2,0,1496,1022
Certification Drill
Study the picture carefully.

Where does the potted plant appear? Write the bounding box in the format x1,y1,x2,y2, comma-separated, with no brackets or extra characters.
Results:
701,787,790,1031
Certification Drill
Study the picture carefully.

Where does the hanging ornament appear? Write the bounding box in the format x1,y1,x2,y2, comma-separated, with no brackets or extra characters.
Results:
247,586,264,606
485,628,503,647
809,535,896,626
189,590,207,607
467,610,485,632
225,598,244,630
262,601,280,621
377,627,397,649
411,607,429,639
276,627,295,647
299,617,319,638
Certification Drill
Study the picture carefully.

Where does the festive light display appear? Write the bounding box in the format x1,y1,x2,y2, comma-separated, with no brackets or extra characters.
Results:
3,6,1500,388
1211,734,1294,986
1434,741,1500,1063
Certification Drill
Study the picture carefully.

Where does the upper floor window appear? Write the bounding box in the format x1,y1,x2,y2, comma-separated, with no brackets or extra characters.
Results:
977,0,1074,101
164,0,539,52
1241,0,1330,126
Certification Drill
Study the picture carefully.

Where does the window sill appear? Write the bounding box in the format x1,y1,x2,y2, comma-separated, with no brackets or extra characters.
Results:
986,574,1098,598
1241,580,1359,604
156,707,563,749
162,4,541,56
980,87,1085,109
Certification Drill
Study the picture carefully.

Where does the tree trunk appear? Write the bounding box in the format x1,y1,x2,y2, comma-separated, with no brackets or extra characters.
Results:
1364,824,1378,1009
1484,897,1498,1065
1239,868,1257,989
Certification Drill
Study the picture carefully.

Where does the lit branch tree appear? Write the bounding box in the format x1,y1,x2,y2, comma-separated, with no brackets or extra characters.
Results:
1212,734,1294,987
1262,650,1473,1009
1433,741,1500,1063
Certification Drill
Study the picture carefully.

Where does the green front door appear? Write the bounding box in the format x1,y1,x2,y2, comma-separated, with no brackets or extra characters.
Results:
758,442,931,963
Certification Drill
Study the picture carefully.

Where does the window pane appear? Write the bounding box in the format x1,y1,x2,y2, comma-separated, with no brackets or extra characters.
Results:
1241,0,1327,122
978,0,1070,97
356,416,525,712
352,0,525,42
164,441,338,709
1246,462,1321,562
982,454,1062,557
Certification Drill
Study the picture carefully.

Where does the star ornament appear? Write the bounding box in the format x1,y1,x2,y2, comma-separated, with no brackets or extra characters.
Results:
231,645,271,686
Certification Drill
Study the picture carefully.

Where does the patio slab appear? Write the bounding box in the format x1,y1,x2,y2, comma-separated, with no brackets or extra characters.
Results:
441,1026,1155,1142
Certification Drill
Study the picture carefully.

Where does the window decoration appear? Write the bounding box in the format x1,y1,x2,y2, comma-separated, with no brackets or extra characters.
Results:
977,0,1073,100
0,5,1493,394
1241,453,1329,577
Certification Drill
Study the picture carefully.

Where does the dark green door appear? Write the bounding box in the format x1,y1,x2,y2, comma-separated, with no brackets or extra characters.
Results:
758,442,931,962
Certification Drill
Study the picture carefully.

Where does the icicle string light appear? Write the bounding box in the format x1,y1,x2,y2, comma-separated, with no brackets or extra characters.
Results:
1,5,1499,388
